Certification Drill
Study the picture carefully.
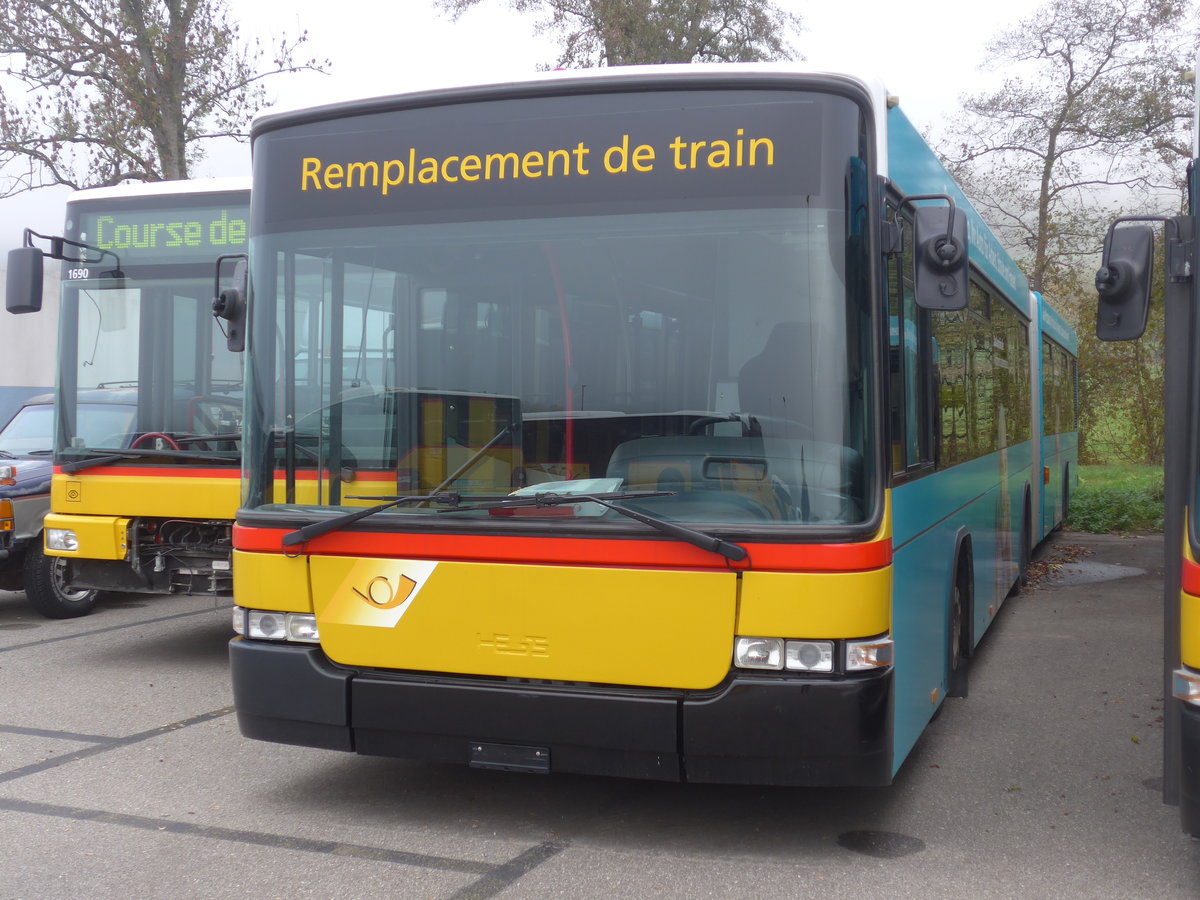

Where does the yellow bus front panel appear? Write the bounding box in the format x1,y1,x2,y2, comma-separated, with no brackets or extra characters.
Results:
52,470,240,520
308,556,738,690
43,513,130,560
738,567,891,638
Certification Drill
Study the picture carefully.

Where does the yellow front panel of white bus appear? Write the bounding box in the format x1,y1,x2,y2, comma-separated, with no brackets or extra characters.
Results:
42,513,129,560
52,472,239,519
233,550,312,613
1183,590,1200,669
738,567,891,638
309,557,737,690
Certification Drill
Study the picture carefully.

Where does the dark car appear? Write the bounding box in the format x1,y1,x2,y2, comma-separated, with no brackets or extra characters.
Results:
0,393,136,617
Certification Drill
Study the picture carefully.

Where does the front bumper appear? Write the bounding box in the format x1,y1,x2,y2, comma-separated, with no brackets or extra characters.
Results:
1181,699,1200,837
230,638,893,785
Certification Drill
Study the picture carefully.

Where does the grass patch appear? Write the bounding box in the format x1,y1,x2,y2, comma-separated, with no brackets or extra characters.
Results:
1067,464,1164,533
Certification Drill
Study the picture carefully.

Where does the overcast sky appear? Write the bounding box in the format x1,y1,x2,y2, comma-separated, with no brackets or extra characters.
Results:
0,0,1044,251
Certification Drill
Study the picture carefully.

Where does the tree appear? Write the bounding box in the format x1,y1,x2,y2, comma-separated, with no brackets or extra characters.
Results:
940,0,1196,294
436,0,801,68
0,0,326,194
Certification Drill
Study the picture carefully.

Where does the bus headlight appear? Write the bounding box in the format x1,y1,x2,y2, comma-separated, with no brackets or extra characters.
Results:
46,528,79,550
847,636,894,671
243,609,320,644
733,636,784,669
287,614,320,643
1174,668,1200,706
248,610,286,640
785,640,834,672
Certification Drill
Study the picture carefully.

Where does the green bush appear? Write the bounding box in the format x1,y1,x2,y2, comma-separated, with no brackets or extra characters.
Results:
1067,465,1164,533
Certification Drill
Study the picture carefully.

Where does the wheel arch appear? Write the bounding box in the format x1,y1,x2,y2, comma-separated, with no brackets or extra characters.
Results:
950,526,975,658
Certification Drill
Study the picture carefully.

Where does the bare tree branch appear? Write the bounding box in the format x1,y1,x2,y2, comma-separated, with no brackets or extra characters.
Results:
0,0,329,195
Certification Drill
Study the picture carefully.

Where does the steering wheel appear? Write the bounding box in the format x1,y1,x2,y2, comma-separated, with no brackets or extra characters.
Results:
130,432,181,450
688,414,749,435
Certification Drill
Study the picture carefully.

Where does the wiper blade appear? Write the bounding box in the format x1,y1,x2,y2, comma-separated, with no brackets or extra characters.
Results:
59,447,238,473
0,449,15,459
281,491,469,548
441,491,748,562
282,490,666,547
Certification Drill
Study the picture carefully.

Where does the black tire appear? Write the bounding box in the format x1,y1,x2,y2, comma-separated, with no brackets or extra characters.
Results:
1016,500,1031,592
947,560,970,699
1061,467,1071,526
22,541,99,619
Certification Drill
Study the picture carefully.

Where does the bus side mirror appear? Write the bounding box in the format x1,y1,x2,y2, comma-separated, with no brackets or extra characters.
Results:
5,246,43,314
213,255,248,352
913,205,968,311
1095,225,1153,342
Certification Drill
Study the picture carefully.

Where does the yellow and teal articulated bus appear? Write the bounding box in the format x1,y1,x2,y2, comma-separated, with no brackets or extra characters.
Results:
229,66,1076,784
5,178,250,617
1095,66,1200,837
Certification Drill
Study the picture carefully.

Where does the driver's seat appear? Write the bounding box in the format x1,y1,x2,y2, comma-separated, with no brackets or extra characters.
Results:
737,322,815,430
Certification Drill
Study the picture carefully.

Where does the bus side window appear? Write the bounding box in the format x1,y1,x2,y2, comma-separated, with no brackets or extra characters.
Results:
887,210,934,476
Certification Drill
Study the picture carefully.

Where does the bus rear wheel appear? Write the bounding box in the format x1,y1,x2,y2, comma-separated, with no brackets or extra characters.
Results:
948,556,970,699
23,541,99,619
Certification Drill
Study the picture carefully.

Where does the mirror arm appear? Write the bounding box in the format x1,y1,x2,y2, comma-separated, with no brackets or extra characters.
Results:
895,193,960,258
1100,216,1194,284
23,228,123,273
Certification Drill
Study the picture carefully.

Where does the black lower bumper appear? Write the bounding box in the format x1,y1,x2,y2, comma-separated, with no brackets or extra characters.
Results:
230,638,893,786
1181,699,1200,837
67,557,232,596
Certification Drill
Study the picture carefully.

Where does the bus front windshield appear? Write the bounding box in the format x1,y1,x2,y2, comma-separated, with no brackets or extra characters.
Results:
245,89,878,530
55,275,243,461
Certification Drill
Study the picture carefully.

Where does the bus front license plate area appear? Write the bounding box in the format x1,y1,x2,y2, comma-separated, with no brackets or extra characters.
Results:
469,741,551,774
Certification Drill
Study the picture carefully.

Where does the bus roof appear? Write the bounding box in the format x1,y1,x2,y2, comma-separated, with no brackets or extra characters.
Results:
66,176,251,206
1035,292,1078,355
249,64,1026,309
251,63,895,159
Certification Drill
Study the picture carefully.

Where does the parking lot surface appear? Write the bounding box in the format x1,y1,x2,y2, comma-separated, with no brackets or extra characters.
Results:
0,531,1197,898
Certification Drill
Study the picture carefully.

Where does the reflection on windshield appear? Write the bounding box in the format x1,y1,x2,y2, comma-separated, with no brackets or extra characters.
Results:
56,275,243,461
0,403,137,455
249,207,876,527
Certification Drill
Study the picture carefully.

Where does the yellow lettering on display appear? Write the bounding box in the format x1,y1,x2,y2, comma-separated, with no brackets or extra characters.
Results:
295,128,776,197
301,157,321,190
521,151,544,179
347,161,379,189
383,160,404,195
485,152,519,180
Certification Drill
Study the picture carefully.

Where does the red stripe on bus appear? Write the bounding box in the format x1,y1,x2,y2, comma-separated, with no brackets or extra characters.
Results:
53,465,239,478
233,524,891,573
1182,555,1200,596
50,466,397,482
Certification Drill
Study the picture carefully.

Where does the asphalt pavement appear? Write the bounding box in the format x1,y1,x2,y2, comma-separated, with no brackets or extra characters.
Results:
0,530,1196,899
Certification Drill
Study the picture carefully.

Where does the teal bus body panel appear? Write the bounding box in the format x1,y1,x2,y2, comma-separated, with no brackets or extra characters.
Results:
1041,432,1079,537
1039,299,1079,356
890,444,1034,771
1035,292,1078,538
885,104,1048,774
886,108,1030,311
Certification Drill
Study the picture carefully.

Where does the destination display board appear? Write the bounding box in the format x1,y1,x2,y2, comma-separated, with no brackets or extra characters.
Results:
67,194,250,269
253,89,862,234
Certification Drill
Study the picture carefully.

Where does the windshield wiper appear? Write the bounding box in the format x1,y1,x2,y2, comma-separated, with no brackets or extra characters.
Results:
440,491,748,562
280,489,747,563
59,447,238,473
0,449,15,459
281,491,470,547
